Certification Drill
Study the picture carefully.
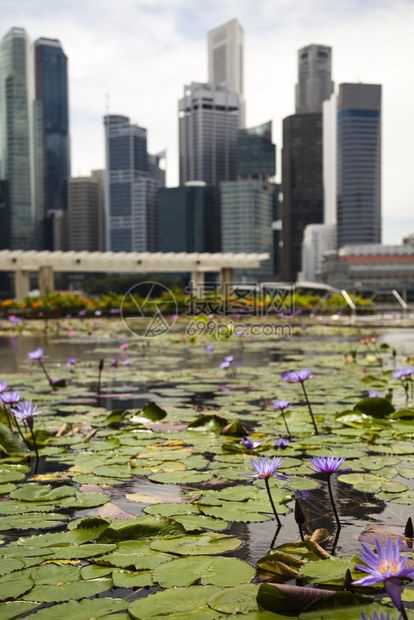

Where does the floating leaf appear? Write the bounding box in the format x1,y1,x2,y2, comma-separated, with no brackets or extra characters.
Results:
153,556,255,588
0,571,34,601
206,584,259,614
10,484,76,502
23,598,127,619
300,557,355,584
0,601,40,619
128,585,220,620
22,577,112,603
94,540,174,570
150,533,242,555
353,398,395,418
187,414,227,433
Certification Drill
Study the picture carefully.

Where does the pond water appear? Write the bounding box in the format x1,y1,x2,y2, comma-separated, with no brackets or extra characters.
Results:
1,322,414,618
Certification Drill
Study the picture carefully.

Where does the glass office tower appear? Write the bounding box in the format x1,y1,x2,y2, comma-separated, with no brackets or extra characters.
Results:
0,27,35,250
34,37,70,249
337,83,382,247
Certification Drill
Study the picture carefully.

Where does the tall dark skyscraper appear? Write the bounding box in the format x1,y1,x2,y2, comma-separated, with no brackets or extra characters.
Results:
281,113,324,281
337,83,382,247
104,114,161,252
237,121,276,180
179,82,240,187
34,37,70,250
0,27,35,250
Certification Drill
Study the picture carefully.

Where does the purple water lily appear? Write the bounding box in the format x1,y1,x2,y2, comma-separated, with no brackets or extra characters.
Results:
272,400,292,436
66,358,76,367
353,536,414,617
0,390,22,405
308,456,351,530
243,456,290,481
361,613,400,620
242,457,291,527
241,436,263,450
393,368,413,380
275,437,290,449
0,381,8,394
220,355,234,371
27,347,45,361
308,456,351,476
110,358,118,368
282,368,314,383
368,390,379,398
11,400,42,426
11,400,42,473
282,369,318,435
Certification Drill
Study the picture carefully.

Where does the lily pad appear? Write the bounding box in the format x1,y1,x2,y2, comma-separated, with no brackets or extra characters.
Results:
128,585,220,620
23,597,128,619
150,533,242,555
153,556,255,587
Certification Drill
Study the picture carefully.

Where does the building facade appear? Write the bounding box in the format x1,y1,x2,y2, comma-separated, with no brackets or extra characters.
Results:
208,18,245,125
281,113,324,281
0,27,35,250
237,121,275,180
158,182,220,253
295,44,334,114
221,180,274,282
319,244,414,291
104,114,160,252
33,37,70,250
337,83,382,248
68,170,104,252
300,223,336,282
179,82,240,187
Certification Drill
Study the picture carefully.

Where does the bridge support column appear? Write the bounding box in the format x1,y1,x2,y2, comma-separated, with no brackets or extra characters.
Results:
38,266,54,297
15,270,30,301
190,270,204,296
220,267,234,297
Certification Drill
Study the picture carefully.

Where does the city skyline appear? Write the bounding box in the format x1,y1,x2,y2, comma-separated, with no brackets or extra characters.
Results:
2,0,413,244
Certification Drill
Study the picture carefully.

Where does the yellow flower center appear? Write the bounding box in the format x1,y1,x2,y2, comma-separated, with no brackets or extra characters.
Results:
379,559,400,575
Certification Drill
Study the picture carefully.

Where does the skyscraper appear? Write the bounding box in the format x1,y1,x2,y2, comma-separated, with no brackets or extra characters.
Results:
104,114,160,252
33,37,70,250
0,27,35,250
281,113,324,281
295,44,334,113
336,83,382,247
68,171,104,252
158,183,220,253
237,121,275,180
208,18,245,125
179,82,240,187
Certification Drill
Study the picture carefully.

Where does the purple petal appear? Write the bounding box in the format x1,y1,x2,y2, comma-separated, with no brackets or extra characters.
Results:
384,577,403,611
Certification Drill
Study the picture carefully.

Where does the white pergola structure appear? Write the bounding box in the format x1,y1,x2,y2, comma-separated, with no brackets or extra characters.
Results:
0,250,270,300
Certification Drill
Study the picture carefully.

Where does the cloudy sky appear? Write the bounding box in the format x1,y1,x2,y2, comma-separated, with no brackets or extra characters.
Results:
2,0,413,243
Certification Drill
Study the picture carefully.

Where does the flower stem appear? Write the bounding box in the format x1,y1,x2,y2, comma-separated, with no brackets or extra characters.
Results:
29,425,39,474
38,360,54,389
281,410,291,436
264,477,281,527
326,474,341,530
300,382,319,435
401,602,408,620
3,403,12,431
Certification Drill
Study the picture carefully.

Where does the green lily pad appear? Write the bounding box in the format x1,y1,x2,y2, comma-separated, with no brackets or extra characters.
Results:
353,397,395,417
153,556,255,587
0,513,68,531
0,571,34,601
0,558,24,576
128,585,220,620
93,540,174,570
150,533,242,555
112,568,153,588
23,597,128,619
0,601,40,619
22,577,112,602
10,484,76,502
206,584,260,614
300,557,355,583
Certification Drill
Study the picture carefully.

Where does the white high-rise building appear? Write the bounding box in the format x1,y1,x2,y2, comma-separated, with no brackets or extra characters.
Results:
295,44,334,113
208,18,245,125
300,223,336,282
323,91,337,226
